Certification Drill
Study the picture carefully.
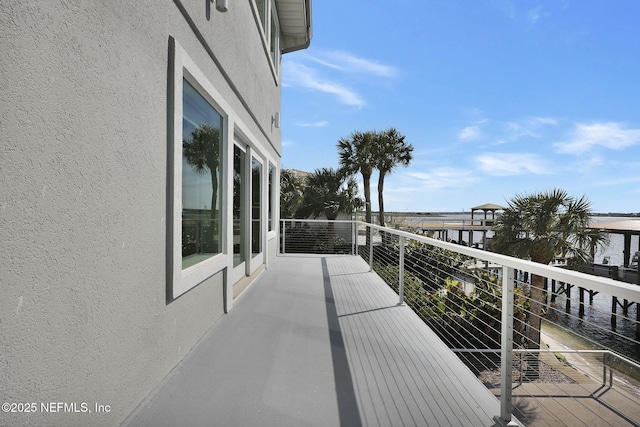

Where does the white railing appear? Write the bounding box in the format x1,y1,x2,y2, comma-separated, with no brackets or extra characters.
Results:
280,219,640,426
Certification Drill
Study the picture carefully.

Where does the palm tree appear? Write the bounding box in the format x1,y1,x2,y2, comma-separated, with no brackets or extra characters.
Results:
337,131,376,224
280,169,305,219
491,189,608,375
297,168,363,251
374,127,413,228
183,123,221,219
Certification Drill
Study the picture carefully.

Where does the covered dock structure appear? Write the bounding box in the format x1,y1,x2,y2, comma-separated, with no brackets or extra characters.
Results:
593,219,640,268
470,203,506,226
589,219,640,285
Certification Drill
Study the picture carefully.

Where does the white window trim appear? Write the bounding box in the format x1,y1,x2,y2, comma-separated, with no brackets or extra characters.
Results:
169,38,230,298
250,0,281,81
169,37,276,299
268,162,275,233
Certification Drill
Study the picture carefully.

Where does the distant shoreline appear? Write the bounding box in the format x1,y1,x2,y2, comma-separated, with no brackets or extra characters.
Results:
375,211,640,218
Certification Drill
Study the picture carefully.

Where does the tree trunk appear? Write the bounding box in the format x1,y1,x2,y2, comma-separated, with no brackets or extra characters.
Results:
378,172,386,227
363,170,372,247
211,172,218,219
378,172,391,246
363,171,372,224
209,172,218,252
527,273,545,348
525,273,545,379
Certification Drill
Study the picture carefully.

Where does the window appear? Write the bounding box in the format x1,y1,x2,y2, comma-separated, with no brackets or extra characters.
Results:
170,38,229,298
233,145,246,267
270,10,279,71
251,157,262,255
252,0,281,75
268,164,274,231
181,80,223,269
255,0,266,31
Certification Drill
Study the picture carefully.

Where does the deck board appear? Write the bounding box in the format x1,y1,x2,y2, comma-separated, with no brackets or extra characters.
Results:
123,254,503,427
488,382,640,426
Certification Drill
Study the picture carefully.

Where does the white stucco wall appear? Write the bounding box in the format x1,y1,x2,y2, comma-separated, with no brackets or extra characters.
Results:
0,1,283,425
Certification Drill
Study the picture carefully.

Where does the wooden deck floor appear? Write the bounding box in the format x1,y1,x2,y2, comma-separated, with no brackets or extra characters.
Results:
488,382,640,426
124,254,504,427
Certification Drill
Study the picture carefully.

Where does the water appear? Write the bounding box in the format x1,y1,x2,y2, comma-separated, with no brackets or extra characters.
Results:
548,290,639,363
387,212,640,362
390,212,640,264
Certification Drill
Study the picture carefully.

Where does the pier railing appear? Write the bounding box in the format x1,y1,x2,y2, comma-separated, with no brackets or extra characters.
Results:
280,219,640,426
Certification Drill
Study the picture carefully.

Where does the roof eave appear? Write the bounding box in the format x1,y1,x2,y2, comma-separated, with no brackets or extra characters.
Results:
276,0,312,54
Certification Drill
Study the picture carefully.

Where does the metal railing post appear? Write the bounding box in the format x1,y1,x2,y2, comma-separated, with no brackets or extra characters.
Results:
369,226,374,271
398,235,406,305
282,220,286,254
604,352,613,387
610,355,614,387
495,265,518,427
352,221,356,255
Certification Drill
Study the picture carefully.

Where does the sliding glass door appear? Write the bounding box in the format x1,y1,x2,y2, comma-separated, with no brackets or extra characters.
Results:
251,157,262,258
231,143,265,285
233,145,246,269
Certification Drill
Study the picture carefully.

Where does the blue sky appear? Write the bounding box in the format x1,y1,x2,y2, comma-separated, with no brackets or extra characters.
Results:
280,1,640,214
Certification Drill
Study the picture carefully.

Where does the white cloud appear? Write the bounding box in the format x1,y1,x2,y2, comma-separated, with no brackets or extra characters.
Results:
505,116,558,140
476,152,551,176
458,126,482,141
406,168,476,190
283,50,398,108
283,61,365,107
554,122,640,154
296,121,329,127
593,175,640,188
528,6,543,23
306,50,398,78
531,117,558,125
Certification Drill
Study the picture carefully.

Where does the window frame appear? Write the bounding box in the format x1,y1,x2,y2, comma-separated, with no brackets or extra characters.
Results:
250,0,281,79
169,38,230,299
250,156,263,256
168,37,278,300
268,163,275,232
181,79,224,269
232,143,247,268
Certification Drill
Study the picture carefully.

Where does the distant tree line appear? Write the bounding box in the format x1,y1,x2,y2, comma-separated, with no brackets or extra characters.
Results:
280,128,413,252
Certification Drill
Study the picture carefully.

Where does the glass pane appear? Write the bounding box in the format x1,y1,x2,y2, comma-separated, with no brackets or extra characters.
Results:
233,146,245,267
251,158,262,255
268,164,274,231
256,0,266,31
181,79,223,269
270,11,278,66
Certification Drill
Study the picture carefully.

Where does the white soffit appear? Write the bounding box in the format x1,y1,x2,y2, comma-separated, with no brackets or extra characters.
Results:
274,0,312,53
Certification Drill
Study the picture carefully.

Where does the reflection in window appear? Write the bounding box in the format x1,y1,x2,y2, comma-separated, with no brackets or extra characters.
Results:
268,164,274,231
233,146,245,267
181,79,223,269
256,0,266,31
270,11,278,68
251,158,262,255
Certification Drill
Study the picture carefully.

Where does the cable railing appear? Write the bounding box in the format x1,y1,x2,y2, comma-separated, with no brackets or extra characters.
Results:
280,219,640,426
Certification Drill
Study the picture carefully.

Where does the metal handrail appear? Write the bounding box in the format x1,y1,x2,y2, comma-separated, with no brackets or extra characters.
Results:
451,348,640,387
280,219,640,426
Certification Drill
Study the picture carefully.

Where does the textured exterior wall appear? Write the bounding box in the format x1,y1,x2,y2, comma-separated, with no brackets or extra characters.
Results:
0,1,282,425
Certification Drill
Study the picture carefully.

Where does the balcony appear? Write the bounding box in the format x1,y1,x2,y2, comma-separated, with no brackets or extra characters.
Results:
125,220,640,426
